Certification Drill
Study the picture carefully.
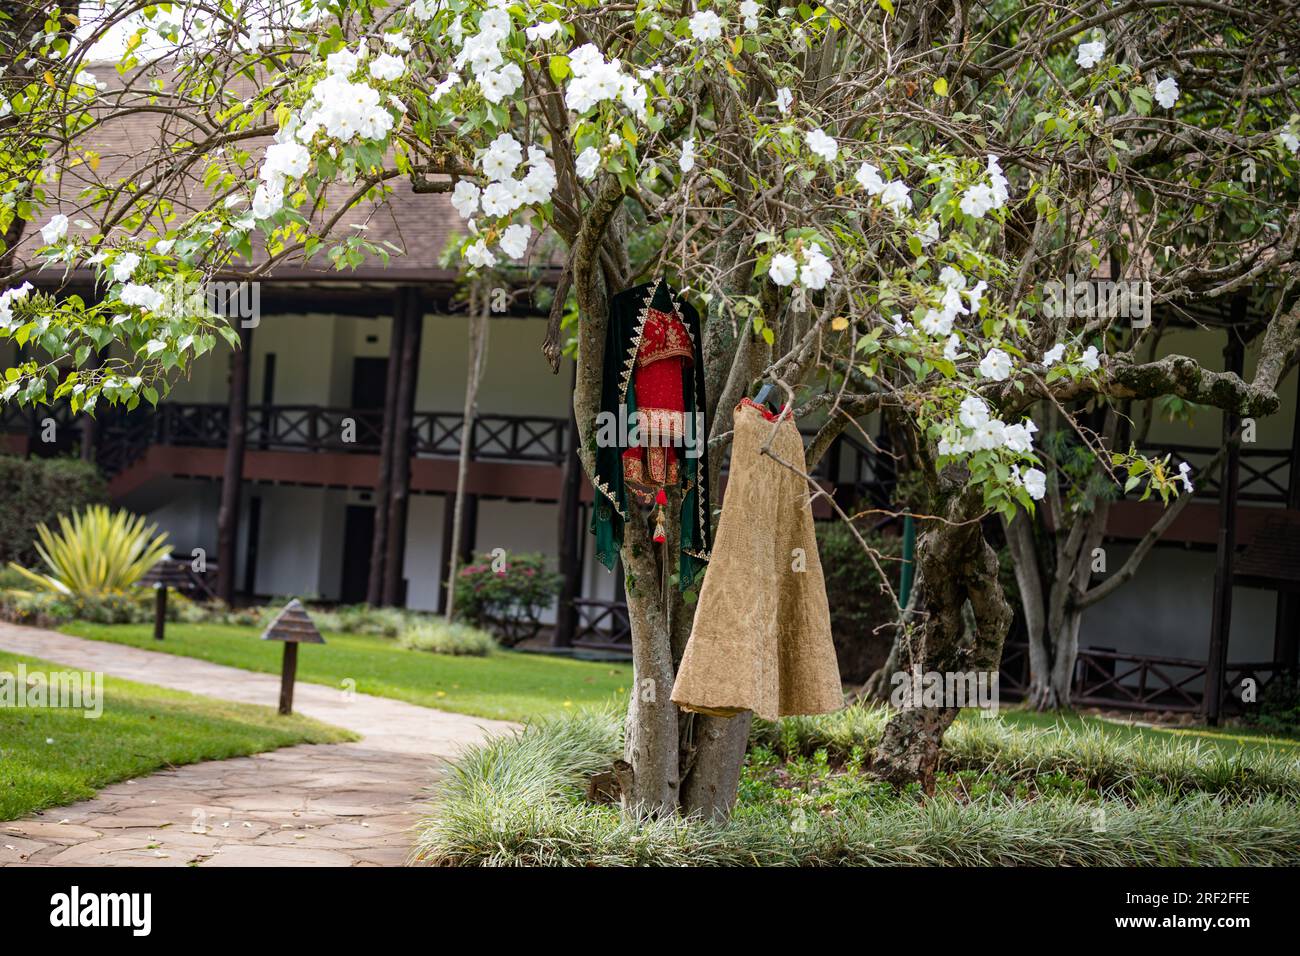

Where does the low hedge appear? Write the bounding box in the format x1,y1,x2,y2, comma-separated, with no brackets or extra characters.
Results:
0,455,107,568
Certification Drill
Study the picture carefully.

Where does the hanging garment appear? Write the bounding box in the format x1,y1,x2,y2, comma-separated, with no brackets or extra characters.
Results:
670,398,843,720
590,278,711,589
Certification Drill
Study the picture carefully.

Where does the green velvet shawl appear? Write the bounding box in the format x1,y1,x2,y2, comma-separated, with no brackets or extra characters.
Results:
589,278,711,589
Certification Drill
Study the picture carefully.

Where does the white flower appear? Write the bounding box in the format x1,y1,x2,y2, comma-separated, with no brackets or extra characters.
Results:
768,253,797,286
958,396,989,430
383,32,411,52
805,128,838,163
855,162,885,194
409,0,442,19
0,99,11,119
295,72,395,143
111,252,141,283
326,47,361,77
1042,343,1065,366
1075,38,1106,69
740,0,760,30
526,20,564,43
519,148,557,203
966,280,988,315
878,180,911,214
451,181,481,219
499,223,531,259
689,11,724,42
369,53,405,82
1177,461,1194,493
979,347,1012,381
576,147,601,181
943,335,962,360
775,87,792,114
679,137,696,173
432,73,459,102
1280,129,1300,154
916,221,940,248
800,248,833,290
1080,344,1100,371
919,308,952,337
262,141,310,182
40,214,68,245
939,267,966,290
1154,75,1180,109
481,132,524,181
1002,422,1034,454
1021,467,1047,500
479,63,523,104
960,182,996,219
480,180,522,217
252,182,283,219
465,239,497,268
120,282,165,311
970,419,1007,451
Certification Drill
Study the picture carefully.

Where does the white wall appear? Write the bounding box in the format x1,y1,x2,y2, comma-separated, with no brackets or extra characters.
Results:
1079,545,1277,662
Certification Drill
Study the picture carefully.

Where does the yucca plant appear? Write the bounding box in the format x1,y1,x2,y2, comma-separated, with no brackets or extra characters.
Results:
6,505,171,596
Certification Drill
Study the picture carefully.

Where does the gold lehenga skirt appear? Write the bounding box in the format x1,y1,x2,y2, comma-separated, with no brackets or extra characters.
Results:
670,400,843,721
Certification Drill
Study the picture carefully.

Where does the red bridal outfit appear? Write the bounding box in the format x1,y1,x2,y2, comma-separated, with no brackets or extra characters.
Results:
622,305,694,535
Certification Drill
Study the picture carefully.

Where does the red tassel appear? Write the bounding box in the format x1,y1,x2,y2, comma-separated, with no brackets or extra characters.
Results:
655,488,668,506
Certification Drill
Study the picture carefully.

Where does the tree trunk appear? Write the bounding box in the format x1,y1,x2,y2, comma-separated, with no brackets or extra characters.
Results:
445,286,489,622
872,489,1013,790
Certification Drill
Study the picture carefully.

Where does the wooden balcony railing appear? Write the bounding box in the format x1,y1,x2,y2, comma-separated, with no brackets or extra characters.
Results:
1137,442,1291,505
64,402,572,475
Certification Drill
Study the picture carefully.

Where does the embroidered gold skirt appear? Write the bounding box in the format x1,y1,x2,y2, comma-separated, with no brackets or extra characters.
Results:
670,400,843,721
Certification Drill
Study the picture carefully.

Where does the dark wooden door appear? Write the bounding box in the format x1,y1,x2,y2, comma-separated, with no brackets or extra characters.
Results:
351,357,388,408
340,505,375,604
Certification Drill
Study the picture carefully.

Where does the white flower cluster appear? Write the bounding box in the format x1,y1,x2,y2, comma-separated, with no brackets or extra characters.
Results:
855,162,911,215
768,246,833,290
452,132,556,266
453,2,524,104
918,267,986,336
120,282,165,312
939,396,1046,499
1042,341,1100,371
959,154,1010,219
254,140,311,219
564,43,646,119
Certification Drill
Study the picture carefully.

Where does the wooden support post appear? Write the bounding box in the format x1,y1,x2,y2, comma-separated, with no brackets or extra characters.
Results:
216,322,253,604
554,362,582,647
278,642,298,716
438,492,456,615
382,289,422,607
153,585,167,641
1275,379,1300,674
1205,323,1245,725
79,348,103,465
367,304,408,606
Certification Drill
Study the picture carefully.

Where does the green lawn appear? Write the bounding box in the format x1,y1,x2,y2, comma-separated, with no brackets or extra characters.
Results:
976,707,1300,757
61,622,634,722
0,651,354,821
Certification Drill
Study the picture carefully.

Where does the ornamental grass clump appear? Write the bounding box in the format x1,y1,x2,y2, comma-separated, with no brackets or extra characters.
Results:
6,505,170,596
398,620,497,657
414,706,1300,867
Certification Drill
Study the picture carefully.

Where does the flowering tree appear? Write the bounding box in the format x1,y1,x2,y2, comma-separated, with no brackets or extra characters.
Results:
4,0,1300,815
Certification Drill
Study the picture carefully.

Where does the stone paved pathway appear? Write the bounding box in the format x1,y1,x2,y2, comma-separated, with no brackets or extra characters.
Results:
0,623,517,866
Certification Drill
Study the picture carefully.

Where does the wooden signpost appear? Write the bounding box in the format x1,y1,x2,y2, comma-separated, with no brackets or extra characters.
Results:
261,599,325,715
